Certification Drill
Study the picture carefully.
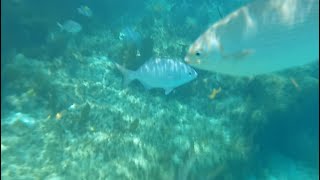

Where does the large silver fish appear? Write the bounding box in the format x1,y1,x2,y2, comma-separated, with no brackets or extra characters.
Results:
116,58,197,95
185,0,319,76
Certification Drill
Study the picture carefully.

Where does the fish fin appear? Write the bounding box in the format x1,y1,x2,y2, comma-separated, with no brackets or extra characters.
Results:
222,49,254,60
164,88,173,95
57,22,63,31
136,49,141,57
115,63,136,86
140,82,152,90
217,5,224,19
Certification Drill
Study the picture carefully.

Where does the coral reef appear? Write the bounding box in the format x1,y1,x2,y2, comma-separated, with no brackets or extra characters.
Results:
2,49,318,179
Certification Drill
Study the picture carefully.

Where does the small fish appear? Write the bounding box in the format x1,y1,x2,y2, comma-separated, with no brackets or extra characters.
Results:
116,58,198,95
57,20,82,34
55,112,63,120
185,0,319,76
289,77,301,91
119,26,142,52
119,27,141,44
77,5,93,17
208,87,222,99
68,103,77,110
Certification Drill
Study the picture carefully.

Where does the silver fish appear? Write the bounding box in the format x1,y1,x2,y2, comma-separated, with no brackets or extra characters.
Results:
116,58,198,95
185,0,319,76
57,20,82,34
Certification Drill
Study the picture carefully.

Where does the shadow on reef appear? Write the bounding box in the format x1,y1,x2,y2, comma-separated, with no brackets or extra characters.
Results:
112,36,154,70
243,69,319,172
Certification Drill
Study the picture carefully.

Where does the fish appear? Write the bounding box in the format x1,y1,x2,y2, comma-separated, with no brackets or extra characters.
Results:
289,77,301,91
119,27,142,46
208,87,222,99
57,20,82,34
77,5,93,17
116,58,198,95
119,26,142,55
185,0,319,76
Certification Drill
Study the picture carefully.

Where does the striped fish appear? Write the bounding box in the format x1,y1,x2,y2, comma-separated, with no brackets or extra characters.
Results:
116,58,197,95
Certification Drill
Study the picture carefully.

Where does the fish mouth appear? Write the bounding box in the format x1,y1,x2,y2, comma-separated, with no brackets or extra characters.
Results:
184,57,194,64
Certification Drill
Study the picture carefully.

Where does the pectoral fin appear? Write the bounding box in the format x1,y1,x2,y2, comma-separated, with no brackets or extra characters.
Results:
222,49,254,60
164,88,173,95
140,81,152,90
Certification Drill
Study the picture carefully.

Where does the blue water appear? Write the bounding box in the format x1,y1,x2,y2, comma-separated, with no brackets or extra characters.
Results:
1,0,319,179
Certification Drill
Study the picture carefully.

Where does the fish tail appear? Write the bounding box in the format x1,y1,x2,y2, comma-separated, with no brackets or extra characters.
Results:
57,22,63,31
115,63,136,86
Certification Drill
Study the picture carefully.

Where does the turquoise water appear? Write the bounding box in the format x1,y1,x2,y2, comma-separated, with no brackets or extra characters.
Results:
1,0,319,179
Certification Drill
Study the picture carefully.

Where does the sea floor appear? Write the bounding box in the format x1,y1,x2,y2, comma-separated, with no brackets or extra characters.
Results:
1,28,319,180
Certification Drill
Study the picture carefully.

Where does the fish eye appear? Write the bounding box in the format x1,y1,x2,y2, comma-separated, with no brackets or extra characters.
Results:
195,51,201,56
188,72,192,75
